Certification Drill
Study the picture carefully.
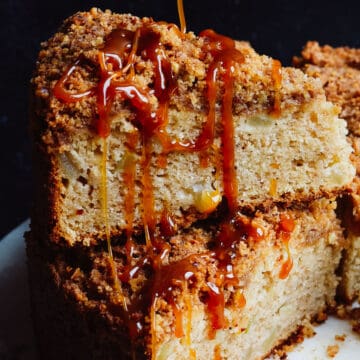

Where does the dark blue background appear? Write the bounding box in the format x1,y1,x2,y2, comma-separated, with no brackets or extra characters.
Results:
1,0,359,238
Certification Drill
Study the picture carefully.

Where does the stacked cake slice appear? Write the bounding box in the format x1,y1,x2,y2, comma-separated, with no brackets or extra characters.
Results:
295,41,360,302
28,8,355,360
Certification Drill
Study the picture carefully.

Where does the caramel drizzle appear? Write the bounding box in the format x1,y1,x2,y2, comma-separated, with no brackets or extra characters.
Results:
199,29,244,212
149,255,198,357
184,284,196,359
150,297,158,360
53,57,95,102
53,24,250,339
100,137,127,309
270,59,282,117
177,0,187,33
122,132,139,257
53,14,288,352
278,213,295,279
214,344,222,360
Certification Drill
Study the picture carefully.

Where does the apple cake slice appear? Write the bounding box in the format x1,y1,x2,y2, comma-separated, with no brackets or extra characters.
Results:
295,41,360,302
31,10,354,247
27,199,345,360
28,8,355,360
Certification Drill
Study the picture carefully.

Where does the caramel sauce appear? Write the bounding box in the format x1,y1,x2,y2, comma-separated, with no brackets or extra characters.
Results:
53,6,286,352
123,131,139,257
100,138,111,252
150,256,197,341
206,215,264,332
177,0,187,33
150,257,197,300
206,282,226,339
160,208,176,237
234,290,246,308
142,138,156,245
199,29,244,212
156,153,168,168
172,299,185,338
270,59,282,117
199,150,209,168
278,213,295,279
184,285,193,347
53,57,95,102
150,297,157,360
214,344,222,360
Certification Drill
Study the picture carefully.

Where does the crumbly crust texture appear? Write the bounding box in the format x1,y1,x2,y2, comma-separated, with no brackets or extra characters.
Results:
33,9,326,151
295,41,360,136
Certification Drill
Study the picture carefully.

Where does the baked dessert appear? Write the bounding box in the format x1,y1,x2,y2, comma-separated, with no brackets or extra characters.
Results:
294,41,360,302
31,10,354,247
27,199,345,360
28,8,355,360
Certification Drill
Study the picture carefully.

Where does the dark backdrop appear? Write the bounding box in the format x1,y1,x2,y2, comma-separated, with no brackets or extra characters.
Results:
0,0,359,238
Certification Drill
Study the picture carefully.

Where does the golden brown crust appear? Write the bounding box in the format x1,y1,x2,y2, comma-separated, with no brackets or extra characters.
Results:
32,8,325,153
295,41,360,136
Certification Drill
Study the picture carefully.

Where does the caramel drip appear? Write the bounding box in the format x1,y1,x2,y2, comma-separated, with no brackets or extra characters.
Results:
206,215,264,332
96,28,147,138
206,282,226,339
150,297,158,360
142,138,156,246
177,0,187,33
220,57,238,212
190,349,197,360
279,238,293,280
160,208,176,237
199,29,244,212
150,256,197,351
278,213,295,279
270,59,282,117
100,137,127,309
151,257,197,301
214,344,222,360
123,132,139,257
199,150,209,168
234,290,246,308
172,299,185,338
184,285,194,354
100,138,111,253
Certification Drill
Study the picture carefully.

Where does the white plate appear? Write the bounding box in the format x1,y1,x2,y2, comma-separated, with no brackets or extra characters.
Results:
0,221,359,359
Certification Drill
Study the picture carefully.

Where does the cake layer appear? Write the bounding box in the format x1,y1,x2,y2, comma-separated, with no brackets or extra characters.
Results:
31,9,355,246
295,41,360,302
27,199,345,360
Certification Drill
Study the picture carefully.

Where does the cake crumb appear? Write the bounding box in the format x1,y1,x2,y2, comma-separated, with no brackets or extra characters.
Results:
326,344,339,358
335,304,347,320
334,334,346,342
302,323,316,338
351,319,360,334
314,310,328,323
